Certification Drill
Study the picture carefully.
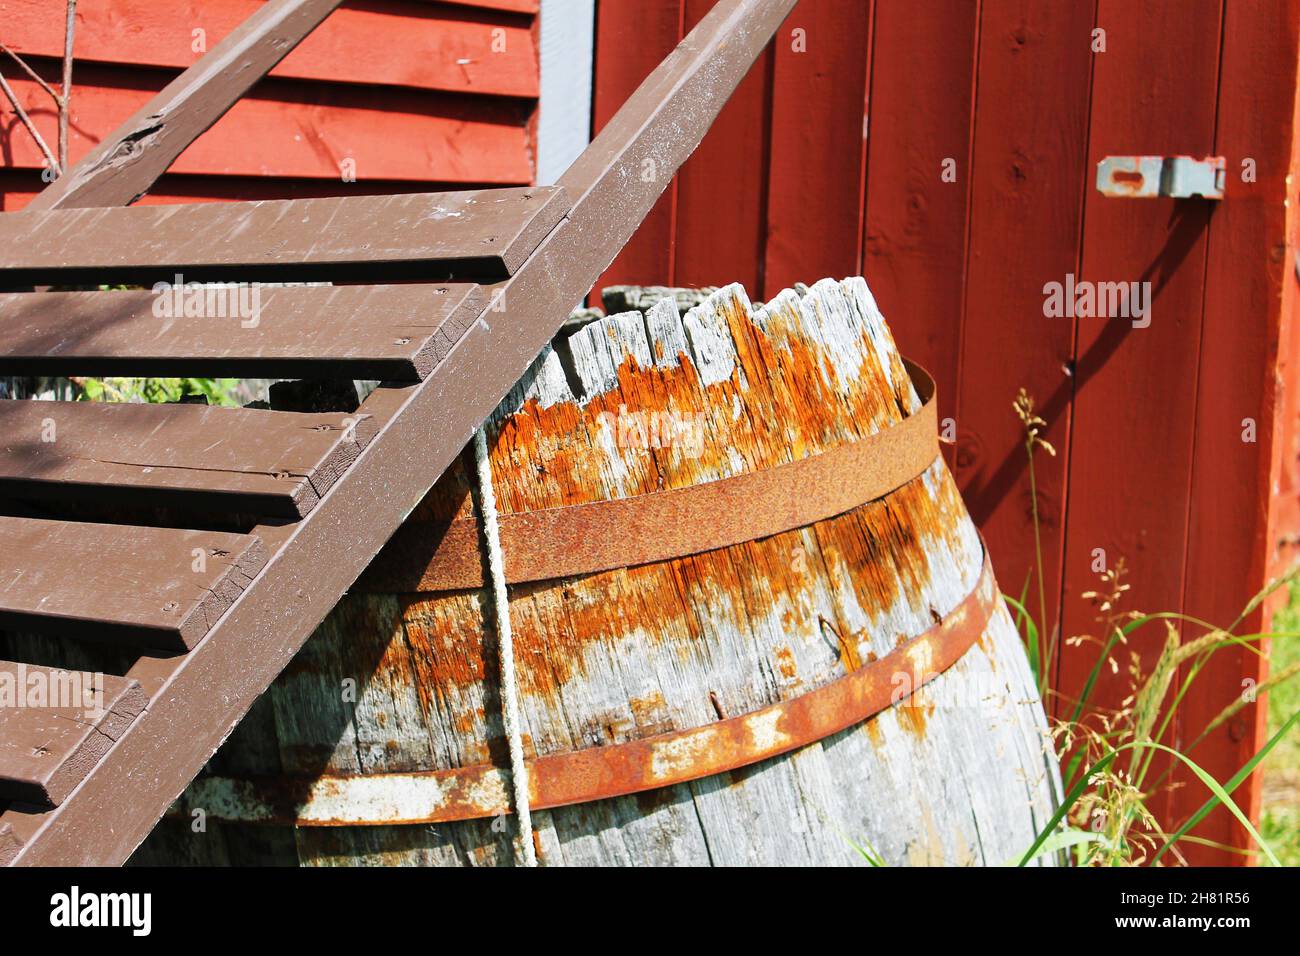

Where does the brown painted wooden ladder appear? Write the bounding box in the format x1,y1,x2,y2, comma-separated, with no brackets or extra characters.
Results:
0,0,798,866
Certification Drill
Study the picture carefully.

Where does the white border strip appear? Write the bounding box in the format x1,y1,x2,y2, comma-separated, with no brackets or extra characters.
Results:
536,0,596,185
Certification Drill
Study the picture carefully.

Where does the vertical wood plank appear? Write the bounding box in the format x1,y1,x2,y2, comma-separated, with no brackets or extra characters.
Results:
954,1,1095,674
761,0,872,297
863,0,980,437
672,0,774,292
1057,0,1224,825
589,0,684,294
1178,0,1300,865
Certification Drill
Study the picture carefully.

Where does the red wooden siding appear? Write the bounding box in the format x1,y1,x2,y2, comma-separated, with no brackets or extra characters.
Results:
0,0,540,210
0,0,538,96
589,1,682,288
673,0,771,292
955,0,1094,688
1059,0,1224,832
1181,1,1300,856
862,0,978,439
594,0,1300,865
761,0,871,295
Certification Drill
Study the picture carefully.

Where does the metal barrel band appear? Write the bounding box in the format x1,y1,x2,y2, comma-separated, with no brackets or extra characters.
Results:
172,539,999,827
358,359,940,592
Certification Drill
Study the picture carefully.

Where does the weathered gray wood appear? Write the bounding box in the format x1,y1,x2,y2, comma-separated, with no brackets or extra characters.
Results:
601,285,719,316
136,277,1059,865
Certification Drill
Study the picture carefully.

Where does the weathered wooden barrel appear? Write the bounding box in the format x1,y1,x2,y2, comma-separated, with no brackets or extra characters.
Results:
133,278,1061,866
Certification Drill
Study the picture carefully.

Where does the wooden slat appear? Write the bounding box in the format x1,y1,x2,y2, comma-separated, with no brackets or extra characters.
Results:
0,662,147,805
1,0,799,867
3,0,539,98
0,517,267,650
863,0,978,442
762,0,873,297
24,0,345,212
0,283,484,381
1057,0,1224,831
1177,0,1299,864
0,401,377,518
953,0,1094,673
0,172,501,213
0,822,20,866
673,0,773,292
1,65,535,185
0,187,567,286
589,0,684,293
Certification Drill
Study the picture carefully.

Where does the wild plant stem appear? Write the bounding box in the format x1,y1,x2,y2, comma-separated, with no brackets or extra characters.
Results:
1027,439,1050,694
0,64,59,175
60,0,76,173
0,42,61,103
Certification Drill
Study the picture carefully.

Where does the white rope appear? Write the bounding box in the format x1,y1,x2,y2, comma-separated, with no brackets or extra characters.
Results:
472,426,538,867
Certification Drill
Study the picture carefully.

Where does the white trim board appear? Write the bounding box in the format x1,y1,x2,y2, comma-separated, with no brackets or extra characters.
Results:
536,0,596,185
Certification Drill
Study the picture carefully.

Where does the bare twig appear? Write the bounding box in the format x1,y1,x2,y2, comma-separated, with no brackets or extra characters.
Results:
60,0,76,172
0,42,62,105
0,63,60,176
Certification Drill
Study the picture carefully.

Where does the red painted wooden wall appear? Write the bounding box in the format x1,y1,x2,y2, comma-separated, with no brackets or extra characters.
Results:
593,0,1300,865
0,0,540,210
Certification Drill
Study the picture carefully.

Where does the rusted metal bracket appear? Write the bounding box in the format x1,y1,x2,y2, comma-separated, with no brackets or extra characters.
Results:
171,538,1000,827
1096,155,1226,199
363,360,939,590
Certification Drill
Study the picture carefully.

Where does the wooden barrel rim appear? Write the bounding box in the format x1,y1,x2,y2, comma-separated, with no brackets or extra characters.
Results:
171,532,999,827
363,358,940,591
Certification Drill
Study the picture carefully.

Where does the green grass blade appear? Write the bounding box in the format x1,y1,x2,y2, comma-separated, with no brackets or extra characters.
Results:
1004,594,1041,687
1018,750,1120,866
1136,742,1278,866
1020,739,1280,866
1004,828,1106,867
1152,708,1300,865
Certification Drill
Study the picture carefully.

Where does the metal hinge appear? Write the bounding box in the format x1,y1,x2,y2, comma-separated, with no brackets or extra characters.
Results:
1096,155,1225,199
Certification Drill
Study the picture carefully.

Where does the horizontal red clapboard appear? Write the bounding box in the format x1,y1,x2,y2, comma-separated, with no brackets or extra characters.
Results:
0,0,538,98
1,66,533,183
0,170,484,211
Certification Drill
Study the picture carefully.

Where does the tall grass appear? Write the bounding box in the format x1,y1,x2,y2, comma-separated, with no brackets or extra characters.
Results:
1260,582,1300,865
1008,392,1300,867
1011,389,1057,696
